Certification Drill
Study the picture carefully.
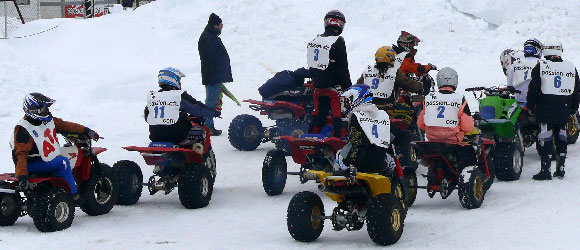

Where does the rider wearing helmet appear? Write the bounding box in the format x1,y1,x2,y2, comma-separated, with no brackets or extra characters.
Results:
11,93,99,203
418,67,473,143
392,31,437,93
145,67,220,145
527,38,580,180
507,38,543,104
307,10,352,137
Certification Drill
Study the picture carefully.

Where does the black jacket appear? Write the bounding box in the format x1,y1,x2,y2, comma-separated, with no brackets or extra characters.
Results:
259,67,310,99
198,24,233,86
343,117,388,173
310,29,352,90
527,57,580,124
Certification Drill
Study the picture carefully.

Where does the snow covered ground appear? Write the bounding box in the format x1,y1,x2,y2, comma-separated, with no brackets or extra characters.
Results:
1,0,580,248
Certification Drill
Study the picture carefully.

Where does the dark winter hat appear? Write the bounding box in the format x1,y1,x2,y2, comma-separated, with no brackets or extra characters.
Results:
208,13,222,26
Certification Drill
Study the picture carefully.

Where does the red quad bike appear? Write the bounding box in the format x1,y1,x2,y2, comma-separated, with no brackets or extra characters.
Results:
228,82,314,154
0,133,119,232
410,122,495,209
114,117,216,209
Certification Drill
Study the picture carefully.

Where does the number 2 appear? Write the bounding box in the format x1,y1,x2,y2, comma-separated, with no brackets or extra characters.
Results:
554,76,562,88
524,70,529,80
437,106,445,118
371,78,379,89
372,124,379,138
313,48,320,61
154,106,165,118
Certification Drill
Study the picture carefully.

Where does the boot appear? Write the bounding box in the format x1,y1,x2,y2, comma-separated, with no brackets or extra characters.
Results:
73,194,84,206
209,128,222,136
553,153,566,179
532,159,552,180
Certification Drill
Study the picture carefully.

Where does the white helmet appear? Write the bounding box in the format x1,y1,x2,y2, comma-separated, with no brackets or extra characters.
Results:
436,67,458,89
542,38,563,57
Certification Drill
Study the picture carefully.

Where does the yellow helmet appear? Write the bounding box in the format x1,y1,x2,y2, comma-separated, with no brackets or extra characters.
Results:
375,46,396,65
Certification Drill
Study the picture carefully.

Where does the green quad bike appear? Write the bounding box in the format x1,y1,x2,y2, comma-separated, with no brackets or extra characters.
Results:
465,86,524,181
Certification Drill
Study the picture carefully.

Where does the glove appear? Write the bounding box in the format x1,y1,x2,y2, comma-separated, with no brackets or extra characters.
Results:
17,175,32,193
346,166,357,184
428,64,437,71
213,109,221,118
472,112,482,121
86,128,100,141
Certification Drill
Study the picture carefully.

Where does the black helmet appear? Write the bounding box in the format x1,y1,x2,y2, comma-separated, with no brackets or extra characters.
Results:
23,92,55,122
324,10,346,31
523,38,542,58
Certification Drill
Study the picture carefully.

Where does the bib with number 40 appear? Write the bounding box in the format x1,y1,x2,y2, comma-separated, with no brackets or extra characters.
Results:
17,119,61,162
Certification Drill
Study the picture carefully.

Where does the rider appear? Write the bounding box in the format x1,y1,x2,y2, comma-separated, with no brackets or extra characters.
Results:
11,93,100,203
507,38,543,105
307,10,352,138
417,67,476,165
145,67,220,146
392,31,437,94
527,38,580,180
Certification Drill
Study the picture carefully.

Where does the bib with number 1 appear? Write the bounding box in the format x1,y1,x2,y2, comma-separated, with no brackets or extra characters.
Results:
18,119,60,162
146,90,183,125
353,109,390,148
363,65,396,99
307,35,339,70
539,60,576,96
424,92,463,127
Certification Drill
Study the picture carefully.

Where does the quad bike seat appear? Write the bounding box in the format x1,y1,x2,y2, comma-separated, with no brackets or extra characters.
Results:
29,172,56,178
480,106,511,124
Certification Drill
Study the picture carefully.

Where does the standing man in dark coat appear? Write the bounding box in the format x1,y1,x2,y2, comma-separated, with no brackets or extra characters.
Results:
198,13,233,136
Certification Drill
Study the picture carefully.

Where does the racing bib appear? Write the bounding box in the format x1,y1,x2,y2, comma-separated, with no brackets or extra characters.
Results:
540,60,576,96
511,58,538,87
393,52,407,70
307,35,339,70
18,119,60,162
146,90,183,125
424,92,464,128
353,109,390,148
363,65,396,99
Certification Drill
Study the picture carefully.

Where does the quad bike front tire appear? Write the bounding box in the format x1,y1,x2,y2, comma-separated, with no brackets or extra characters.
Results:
458,167,486,209
273,119,309,155
178,166,213,209
391,177,409,218
403,170,417,207
113,160,143,205
287,191,325,242
567,113,579,144
262,149,287,196
366,193,404,246
492,142,523,182
0,193,20,226
31,188,75,232
228,114,264,151
80,163,119,216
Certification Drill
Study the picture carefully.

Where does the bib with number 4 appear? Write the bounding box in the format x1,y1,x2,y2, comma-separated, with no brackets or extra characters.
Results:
363,65,396,99
540,60,576,96
18,119,61,162
424,92,464,127
353,109,391,148
307,35,339,70
146,90,183,125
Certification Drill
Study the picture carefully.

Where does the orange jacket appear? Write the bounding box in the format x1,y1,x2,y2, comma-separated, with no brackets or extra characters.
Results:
13,117,86,177
417,87,474,143
399,53,434,75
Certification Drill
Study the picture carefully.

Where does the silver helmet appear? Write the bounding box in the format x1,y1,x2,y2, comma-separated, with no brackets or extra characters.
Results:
436,67,458,89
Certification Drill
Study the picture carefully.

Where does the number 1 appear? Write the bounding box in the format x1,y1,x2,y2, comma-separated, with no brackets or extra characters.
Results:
372,124,379,138
524,70,529,80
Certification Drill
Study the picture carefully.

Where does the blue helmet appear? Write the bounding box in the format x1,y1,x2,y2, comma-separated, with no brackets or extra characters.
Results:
158,67,185,90
341,84,373,113
23,92,55,122
523,38,542,58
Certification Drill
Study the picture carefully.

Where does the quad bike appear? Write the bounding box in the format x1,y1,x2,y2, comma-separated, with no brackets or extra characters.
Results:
0,133,118,232
228,82,314,154
466,86,524,181
115,117,216,209
286,147,407,245
411,117,495,209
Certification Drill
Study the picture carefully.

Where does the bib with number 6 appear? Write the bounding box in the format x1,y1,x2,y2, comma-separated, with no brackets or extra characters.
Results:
363,65,396,99
540,60,576,96
424,92,464,128
146,90,183,125
353,109,391,148
18,119,61,162
307,35,339,70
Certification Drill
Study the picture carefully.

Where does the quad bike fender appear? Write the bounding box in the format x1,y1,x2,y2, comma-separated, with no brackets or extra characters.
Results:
308,170,392,200
30,177,73,194
122,146,203,165
280,136,347,165
244,99,306,119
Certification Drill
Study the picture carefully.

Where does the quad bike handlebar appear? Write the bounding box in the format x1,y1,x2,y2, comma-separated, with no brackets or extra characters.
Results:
465,86,520,100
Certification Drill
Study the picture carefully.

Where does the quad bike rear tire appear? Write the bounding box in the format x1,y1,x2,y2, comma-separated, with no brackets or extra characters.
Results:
262,149,287,196
287,191,324,242
366,193,404,246
178,166,213,209
492,142,523,182
113,160,143,205
458,167,486,209
567,113,579,144
273,119,309,156
31,188,75,232
80,163,119,216
403,170,417,207
228,114,263,151
0,193,20,226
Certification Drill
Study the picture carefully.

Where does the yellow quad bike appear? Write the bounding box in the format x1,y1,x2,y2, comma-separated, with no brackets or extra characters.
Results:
286,170,405,246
